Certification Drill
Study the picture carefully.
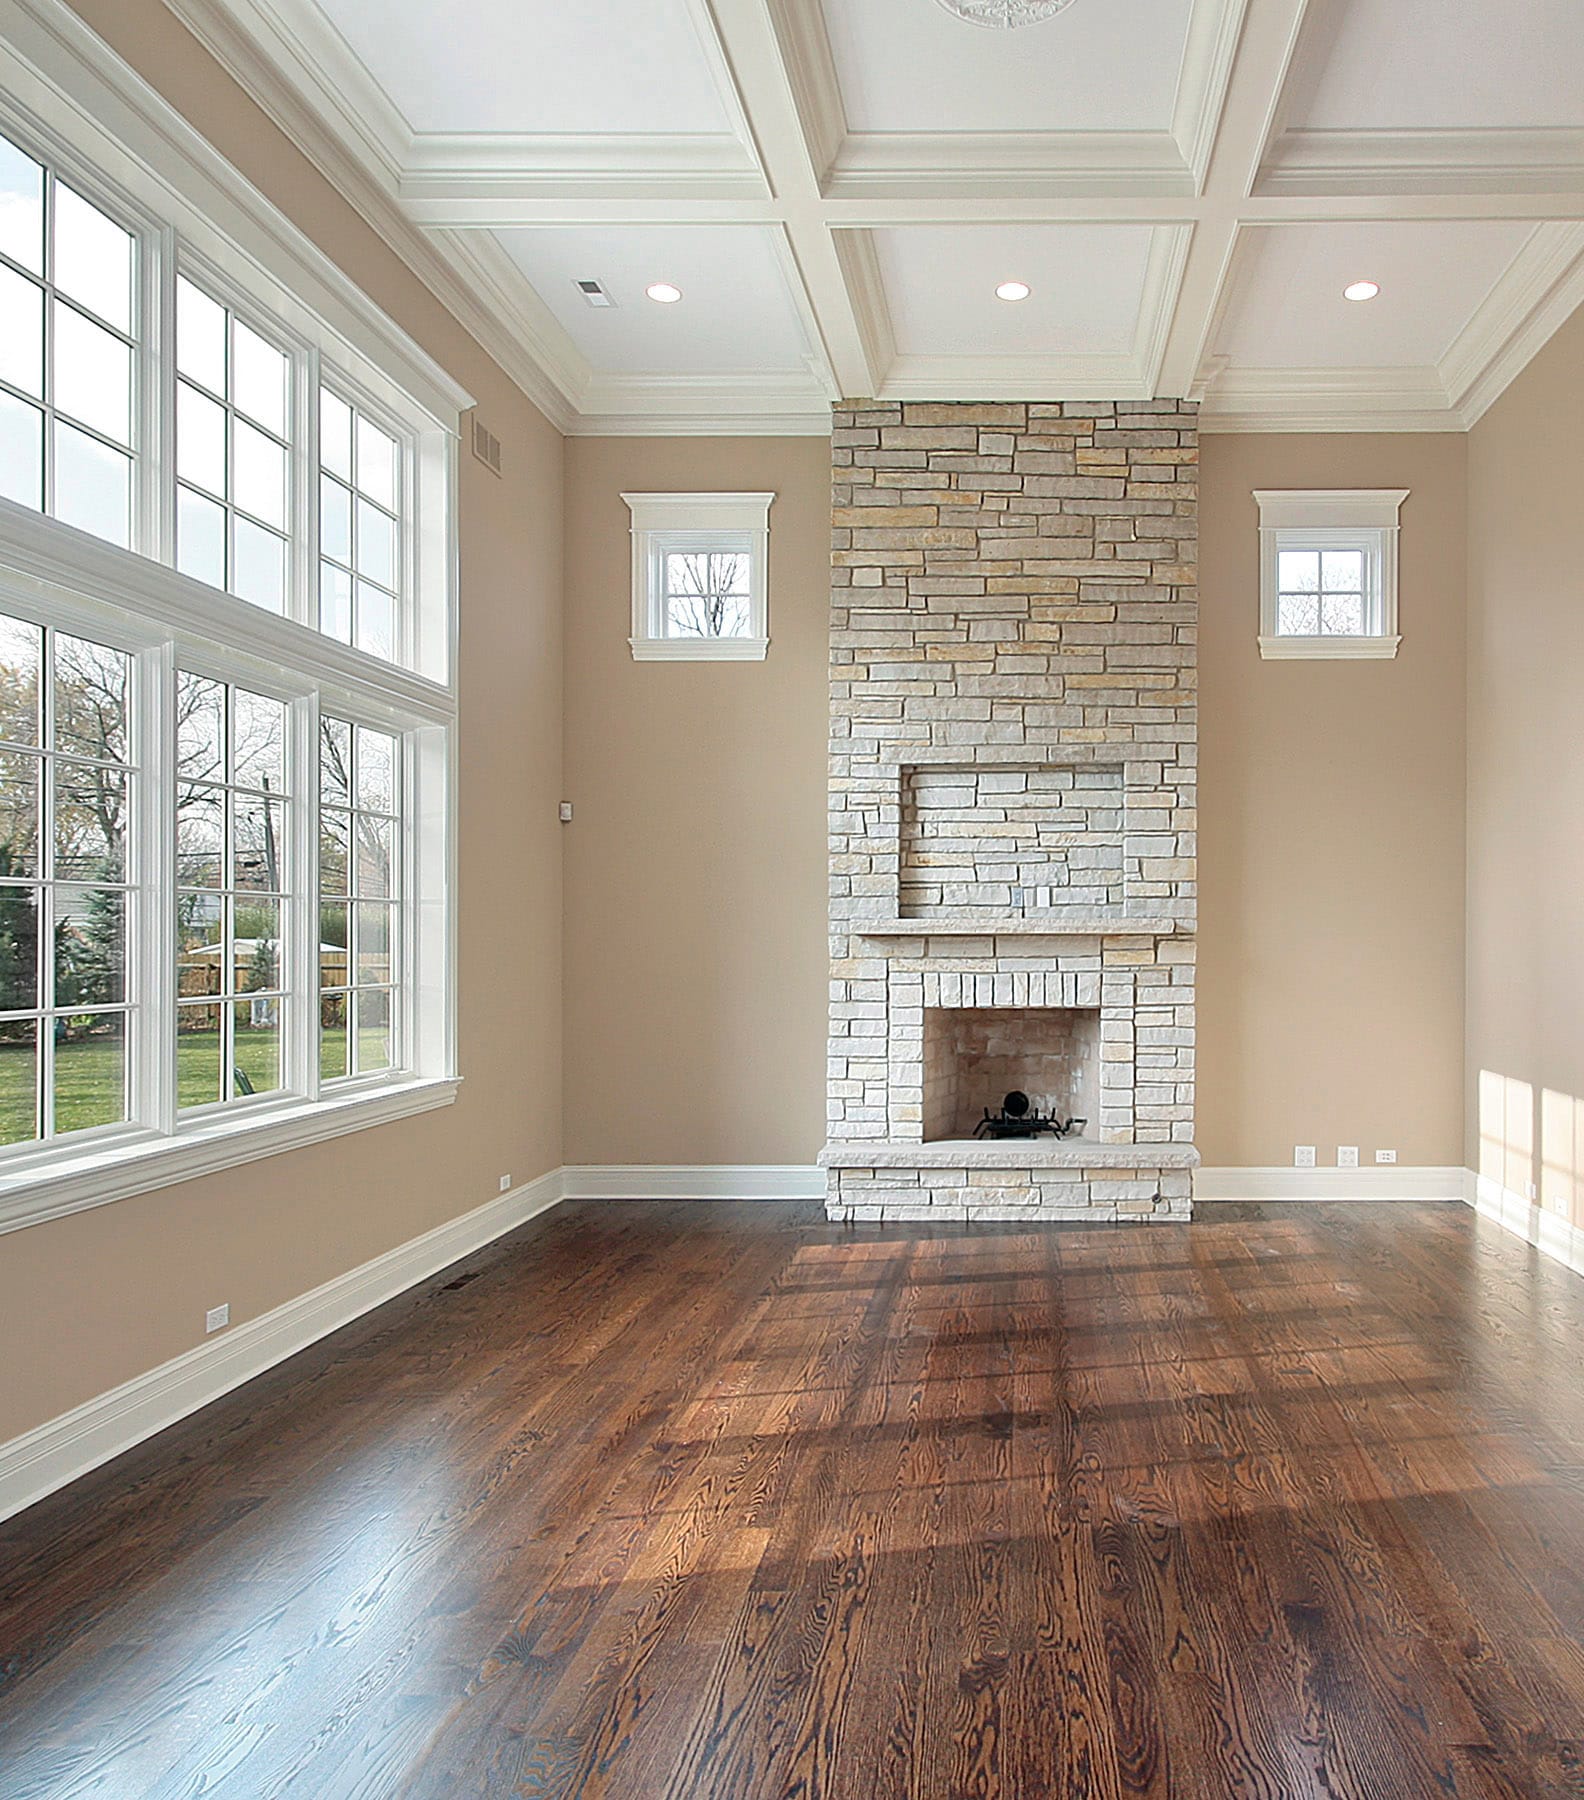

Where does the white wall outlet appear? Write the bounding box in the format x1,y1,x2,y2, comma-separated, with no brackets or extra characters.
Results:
1375,1149,1397,1164
205,1303,229,1334
1294,1145,1316,1168
1337,1146,1359,1168
499,1174,512,1193
558,802,574,823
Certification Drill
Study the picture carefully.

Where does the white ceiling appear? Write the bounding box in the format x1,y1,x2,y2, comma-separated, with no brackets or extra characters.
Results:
165,0,1584,435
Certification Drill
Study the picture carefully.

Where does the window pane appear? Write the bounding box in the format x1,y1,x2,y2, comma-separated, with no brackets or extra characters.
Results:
177,1001,223,1108
53,186,133,334
354,498,395,587
355,901,392,984
320,475,351,565
177,893,223,995
236,899,281,998
355,988,392,1074
54,633,130,765
1277,594,1319,636
233,794,284,891
0,752,40,875
664,550,750,638
319,718,351,804
234,689,285,794
355,415,395,508
320,388,352,480
319,563,352,643
0,136,45,275
319,809,349,897
355,583,394,662
1321,550,1363,593
0,389,43,512
233,419,286,530
0,1020,38,1145
234,996,282,1096
319,989,348,1081
53,421,130,547
53,302,132,446
55,761,126,880
0,883,39,1009
177,484,226,588
53,1011,125,1136
175,277,226,394
232,518,285,613
1277,550,1318,595
319,902,348,976
0,617,43,748
176,674,225,782
54,884,125,1005
0,265,43,397
354,814,394,898
355,728,395,812
176,382,226,497
1321,594,1365,636
231,318,286,437
176,784,224,886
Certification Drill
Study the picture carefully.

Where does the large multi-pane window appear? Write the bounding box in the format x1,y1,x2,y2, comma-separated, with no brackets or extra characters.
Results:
0,133,138,550
0,77,458,1220
0,614,133,1146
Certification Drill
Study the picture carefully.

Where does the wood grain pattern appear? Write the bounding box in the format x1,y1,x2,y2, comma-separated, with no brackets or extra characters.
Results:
5,1201,1584,1797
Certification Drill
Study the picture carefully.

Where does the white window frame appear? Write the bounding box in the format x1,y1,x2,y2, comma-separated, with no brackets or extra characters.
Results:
1255,489,1408,661
623,492,774,662
0,7,469,1237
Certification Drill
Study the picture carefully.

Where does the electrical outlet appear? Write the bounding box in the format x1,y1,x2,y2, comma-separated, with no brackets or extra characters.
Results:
558,802,574,823
1337,1146,1359,1168
499,1174,512,1193
205,1303,229,1334
1376,1149,1397,1164
1294,1145,1316,1168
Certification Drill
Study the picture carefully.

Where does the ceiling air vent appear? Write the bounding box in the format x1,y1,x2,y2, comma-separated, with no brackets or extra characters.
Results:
575,278,615,308
470,415,502,478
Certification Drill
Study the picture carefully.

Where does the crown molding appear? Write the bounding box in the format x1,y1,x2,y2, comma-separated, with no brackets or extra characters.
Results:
824,132,1193,203
569,373,831,436
1198,366,1461,433
1137,225,1196,392
1440,221,1584,425
877,352,1152,403
400,132,766,208
763,0,846,186
1172,0,1252,190
833,229,897,390
1259,126,1584,198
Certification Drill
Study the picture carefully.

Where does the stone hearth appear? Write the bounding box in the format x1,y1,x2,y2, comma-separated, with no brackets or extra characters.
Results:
823,399,1198,1224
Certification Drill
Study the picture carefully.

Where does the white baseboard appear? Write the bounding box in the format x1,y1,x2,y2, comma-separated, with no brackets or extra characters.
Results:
1194,1165,1468,1202
0,1168,565,1526
560,1163,825,1200
1465,1170,1584,1279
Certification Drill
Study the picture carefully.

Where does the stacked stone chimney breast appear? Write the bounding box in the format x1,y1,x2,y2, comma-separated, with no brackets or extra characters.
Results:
823,399,1199,1223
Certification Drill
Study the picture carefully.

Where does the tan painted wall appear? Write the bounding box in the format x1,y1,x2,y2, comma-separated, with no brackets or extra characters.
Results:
562,438,830,1166
0,0,564,1444
1466,306,1584,1222
1197,434,1468,1167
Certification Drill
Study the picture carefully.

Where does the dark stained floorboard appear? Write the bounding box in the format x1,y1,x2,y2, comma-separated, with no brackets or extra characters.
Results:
5,1201,1584,1796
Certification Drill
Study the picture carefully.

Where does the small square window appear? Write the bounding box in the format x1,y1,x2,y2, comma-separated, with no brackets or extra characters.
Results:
622,492,773,662
1255,489,1407,660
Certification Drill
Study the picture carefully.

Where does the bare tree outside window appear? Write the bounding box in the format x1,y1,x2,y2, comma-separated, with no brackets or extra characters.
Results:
663,550,751,639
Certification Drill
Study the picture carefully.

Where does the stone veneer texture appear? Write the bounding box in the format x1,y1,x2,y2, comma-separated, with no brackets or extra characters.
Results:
824,399,1199,1223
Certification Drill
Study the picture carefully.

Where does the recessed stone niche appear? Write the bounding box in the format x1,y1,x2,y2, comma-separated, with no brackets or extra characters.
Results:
923,1006,1101,1141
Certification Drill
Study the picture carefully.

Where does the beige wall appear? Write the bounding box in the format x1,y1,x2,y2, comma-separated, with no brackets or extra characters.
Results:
1466,306,1584,1222
562,438,829,1165
0,0,565,1444
1197,434,1468,1167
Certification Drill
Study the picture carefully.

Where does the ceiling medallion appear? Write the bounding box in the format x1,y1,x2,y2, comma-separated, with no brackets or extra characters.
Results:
933,0,1078,27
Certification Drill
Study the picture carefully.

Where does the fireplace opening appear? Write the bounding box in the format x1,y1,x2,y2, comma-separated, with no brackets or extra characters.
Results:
922,1006,1101,1142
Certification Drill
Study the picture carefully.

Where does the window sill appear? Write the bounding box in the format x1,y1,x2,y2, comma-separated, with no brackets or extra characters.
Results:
0,1075,461,1238
629,636,769,662
1258,634,1401,661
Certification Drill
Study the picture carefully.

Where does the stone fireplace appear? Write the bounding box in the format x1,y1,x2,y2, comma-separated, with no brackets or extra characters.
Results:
822,399,1199,1223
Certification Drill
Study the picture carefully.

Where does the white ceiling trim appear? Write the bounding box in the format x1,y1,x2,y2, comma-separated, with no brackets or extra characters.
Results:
570,371,831,434
879,352,1153,403
401,134,765,206
1260,128,1584,198
1171,0,1252,189
1198,367,1460,433
1441,221,1584,425
824,132,1192,203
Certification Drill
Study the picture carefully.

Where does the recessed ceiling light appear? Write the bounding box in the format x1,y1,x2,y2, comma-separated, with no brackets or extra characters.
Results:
995,280,1032,302
1343,280,1381,302
645,282,683,304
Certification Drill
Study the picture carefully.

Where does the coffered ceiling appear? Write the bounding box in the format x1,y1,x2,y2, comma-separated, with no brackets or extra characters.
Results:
163,0,1584,434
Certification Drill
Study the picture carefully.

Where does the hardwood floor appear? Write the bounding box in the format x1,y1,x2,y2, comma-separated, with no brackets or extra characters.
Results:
4,1201,1584,1798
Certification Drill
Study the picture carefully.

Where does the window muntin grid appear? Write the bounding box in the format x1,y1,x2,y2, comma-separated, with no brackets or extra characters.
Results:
0,129,137,551
1275,547,1369,637
175,672,290,1109
660,546,752,639
318,389,400,664
0,609,134,1147
318,715,399,1084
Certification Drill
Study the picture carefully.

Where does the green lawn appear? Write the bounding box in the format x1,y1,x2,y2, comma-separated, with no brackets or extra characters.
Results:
0,1026,389,1143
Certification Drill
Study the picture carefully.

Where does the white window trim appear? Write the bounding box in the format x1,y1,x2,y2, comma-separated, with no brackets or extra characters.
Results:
623,492,774,662
1255,488,1408,661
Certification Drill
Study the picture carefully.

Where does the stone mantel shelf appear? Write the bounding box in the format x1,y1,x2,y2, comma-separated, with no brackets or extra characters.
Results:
820,1140,1201,1171
855,916,1189,940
